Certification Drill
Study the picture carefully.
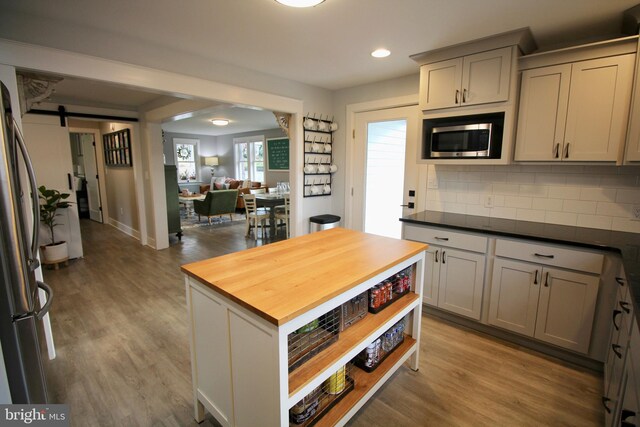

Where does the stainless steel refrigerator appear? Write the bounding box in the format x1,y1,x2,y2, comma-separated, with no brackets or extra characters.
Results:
0,80,53,403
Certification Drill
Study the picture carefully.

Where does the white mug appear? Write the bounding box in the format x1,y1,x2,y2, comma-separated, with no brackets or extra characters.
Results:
323,184,331,194
310,184,321,195
329,164,338,173
312,142,323,153
317,163,328,173
330,122,338,131
304,164,316,174
317,120,328,131
323,142,332,153
304,118,315,130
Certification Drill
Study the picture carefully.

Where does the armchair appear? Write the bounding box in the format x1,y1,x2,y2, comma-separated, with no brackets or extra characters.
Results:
193,189,239,224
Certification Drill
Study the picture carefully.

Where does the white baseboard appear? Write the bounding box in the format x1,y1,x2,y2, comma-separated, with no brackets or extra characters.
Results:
108,218,141,241
146,236,157,249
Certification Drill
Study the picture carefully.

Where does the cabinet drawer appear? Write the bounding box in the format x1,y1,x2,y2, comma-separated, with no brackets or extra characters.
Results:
403,224,487,253
495,239,603,274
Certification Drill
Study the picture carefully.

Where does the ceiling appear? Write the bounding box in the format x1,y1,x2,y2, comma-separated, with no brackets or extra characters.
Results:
1,0,639,91
5,0,640,136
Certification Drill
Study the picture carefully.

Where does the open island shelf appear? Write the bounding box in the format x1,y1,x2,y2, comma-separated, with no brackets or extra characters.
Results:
182,228,427,427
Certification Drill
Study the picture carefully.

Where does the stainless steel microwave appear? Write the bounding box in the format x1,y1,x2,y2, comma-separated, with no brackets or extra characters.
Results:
422,112,504,159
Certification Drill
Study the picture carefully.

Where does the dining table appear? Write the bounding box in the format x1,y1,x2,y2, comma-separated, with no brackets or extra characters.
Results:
254,193,286,237
178,193,206,216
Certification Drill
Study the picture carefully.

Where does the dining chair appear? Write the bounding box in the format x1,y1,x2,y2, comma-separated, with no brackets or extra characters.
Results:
274,194,291,238
243,194,269,240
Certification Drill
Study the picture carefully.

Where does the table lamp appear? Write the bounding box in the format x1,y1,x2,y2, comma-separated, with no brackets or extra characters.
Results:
205,156,219,177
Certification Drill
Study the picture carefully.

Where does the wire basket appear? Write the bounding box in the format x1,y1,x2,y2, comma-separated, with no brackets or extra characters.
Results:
288,307,341,372
368,265,414,314
289,363,355,426
340,291,368,331
354,318,406,372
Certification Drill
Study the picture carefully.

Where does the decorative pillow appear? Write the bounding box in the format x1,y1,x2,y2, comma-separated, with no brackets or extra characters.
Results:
228,180,241,189
242,179,251,189
214,182,224,190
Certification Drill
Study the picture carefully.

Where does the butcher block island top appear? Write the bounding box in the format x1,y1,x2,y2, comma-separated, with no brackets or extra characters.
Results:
181,227,428,325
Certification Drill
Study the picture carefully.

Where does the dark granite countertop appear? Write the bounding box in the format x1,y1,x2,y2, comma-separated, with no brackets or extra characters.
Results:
401,210,640,328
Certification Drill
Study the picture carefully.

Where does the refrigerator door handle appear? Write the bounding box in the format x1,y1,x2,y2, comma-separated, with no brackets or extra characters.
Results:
14,120,40,271
35,281,53,321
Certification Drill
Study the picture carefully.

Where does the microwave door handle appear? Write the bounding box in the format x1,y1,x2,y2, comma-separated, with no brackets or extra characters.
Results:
14,120,40,271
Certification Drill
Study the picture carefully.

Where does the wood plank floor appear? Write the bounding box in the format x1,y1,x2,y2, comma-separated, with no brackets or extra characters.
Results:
41,220,603,426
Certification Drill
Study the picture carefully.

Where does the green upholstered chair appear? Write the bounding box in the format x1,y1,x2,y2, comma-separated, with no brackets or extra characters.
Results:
193,190,238,224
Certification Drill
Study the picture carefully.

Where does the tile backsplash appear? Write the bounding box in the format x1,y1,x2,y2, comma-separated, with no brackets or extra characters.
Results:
425,164,640,233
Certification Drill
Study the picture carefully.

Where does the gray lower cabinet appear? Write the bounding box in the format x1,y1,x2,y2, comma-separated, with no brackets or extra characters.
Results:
488,258,599,354
603,269,639,427
403,225,487,321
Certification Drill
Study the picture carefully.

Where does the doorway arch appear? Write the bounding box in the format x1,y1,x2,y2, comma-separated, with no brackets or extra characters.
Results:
0,39,304,248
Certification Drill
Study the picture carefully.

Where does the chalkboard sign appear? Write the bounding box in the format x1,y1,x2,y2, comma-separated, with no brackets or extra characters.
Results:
266,137,289,171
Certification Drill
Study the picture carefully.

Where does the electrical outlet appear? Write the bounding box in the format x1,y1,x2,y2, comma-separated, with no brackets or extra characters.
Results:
484,195,494,208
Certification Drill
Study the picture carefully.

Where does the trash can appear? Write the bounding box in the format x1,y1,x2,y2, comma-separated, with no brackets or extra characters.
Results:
309,214,341,233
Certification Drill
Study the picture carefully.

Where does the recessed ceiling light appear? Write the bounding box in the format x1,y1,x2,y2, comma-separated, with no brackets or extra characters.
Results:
211,119,229,126
371,48,391,58
275,0,325,7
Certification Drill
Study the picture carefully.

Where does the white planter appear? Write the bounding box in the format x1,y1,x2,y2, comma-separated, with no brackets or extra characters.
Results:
40,241,68,264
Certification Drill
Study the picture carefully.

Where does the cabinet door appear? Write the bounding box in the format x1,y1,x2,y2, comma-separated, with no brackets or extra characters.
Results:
461,47,512,106
534,267,599,353
437,248,485,320
626,52,640,162
514,64,571,161
422,246,441,306
563,55,635,161
488,259,540,337
419,57,463,110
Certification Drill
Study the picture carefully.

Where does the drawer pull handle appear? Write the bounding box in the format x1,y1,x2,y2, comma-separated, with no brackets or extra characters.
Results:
602,396,612,414
435,237,449,241
544,272,550,287
621,409,636,421
534,253,555,259
613,309,622,331
564,143,570,158
455,90,460,104
612,343,622,359
533,270,539,285
434,250,439,263
620,301,630,314
615,277,625,287
442,251,446,264
554,143,560,159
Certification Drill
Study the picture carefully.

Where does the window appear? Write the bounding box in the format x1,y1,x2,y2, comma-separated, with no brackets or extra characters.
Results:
174,138,199,182
234,136,264,183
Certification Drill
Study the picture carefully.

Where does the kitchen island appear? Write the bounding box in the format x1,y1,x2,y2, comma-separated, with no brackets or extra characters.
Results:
181,228,427,426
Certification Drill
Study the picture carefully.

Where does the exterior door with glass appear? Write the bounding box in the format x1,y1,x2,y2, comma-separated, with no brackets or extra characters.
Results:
349,105,420,238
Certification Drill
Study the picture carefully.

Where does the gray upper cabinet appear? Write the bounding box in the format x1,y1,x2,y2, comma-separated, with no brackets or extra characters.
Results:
516,42,636,163
419,47,512,111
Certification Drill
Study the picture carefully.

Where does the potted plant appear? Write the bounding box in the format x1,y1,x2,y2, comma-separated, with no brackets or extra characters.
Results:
38,185,72,264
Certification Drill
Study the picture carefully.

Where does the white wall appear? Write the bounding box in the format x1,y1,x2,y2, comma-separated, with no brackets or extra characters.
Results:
99,122,141,238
